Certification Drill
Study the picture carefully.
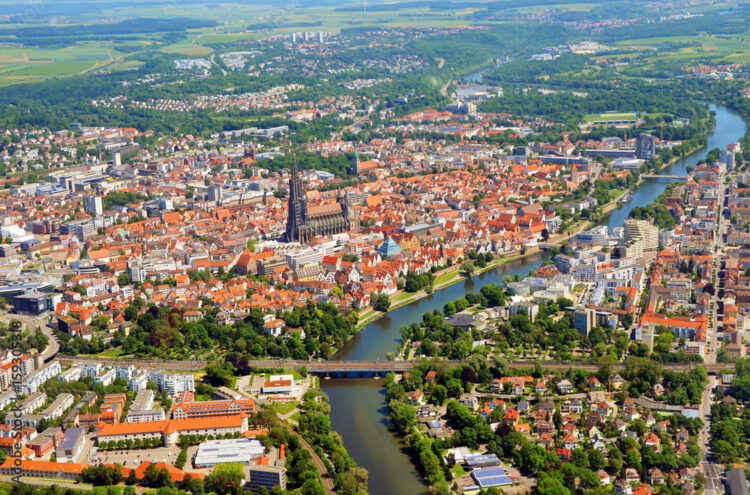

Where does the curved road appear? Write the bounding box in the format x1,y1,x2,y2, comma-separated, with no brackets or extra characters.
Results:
0,313,58,362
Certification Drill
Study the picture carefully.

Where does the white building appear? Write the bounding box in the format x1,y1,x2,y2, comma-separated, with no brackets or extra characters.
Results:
77,363,102,378
84,196,103,216
14,361,61,395
58,366,82,383
94,369,116,387
194,438,265,468
148,371,194,397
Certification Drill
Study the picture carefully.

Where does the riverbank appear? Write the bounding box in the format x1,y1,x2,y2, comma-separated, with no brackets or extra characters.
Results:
353,189,632,333
324,103,748,495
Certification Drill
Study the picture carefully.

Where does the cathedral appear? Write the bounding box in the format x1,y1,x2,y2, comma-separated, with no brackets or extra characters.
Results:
284,157,358,243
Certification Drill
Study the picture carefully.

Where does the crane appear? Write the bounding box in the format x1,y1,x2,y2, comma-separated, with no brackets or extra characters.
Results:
640,122,667,141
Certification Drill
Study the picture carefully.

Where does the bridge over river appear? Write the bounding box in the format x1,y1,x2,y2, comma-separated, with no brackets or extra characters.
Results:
640,174,687,181
57,355,731,377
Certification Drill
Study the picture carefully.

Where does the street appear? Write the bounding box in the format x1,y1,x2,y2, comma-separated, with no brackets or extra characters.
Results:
699,375,724,495
698,170,729,495
0,312,58,362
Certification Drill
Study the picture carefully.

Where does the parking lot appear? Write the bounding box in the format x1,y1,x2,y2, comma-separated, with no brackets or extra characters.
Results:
87,445,181,468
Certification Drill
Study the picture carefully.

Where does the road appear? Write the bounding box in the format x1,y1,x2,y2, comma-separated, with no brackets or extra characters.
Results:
698,166,728,494
0,312,58,362
699,377,723,495
705,170,727,365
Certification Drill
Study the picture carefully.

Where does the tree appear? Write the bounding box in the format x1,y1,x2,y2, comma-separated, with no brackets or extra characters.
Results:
597,354,615,383
389,401,417,435
623,312,634,329
534,473,570,495
461,261,475,277
204,463,243,495
300,479,326,495
589,449,606,470
431,384,447,406
372,293,391,312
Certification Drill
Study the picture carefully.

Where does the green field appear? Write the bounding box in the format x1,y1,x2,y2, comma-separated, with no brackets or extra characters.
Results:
585,112,638,122
0,42,135,84
615,32,750,64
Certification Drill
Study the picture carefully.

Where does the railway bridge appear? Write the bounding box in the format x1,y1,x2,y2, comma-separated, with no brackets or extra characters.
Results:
56,356,731,376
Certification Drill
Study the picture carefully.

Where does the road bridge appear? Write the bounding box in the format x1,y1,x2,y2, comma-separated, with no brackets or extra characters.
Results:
640,174,687,181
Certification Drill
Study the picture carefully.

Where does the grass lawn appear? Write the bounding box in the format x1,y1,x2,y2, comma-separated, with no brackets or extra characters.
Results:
584,112,638,122
451,464,466,477
394,292,414,302
274,401,299,416
435,271,460,286
290,411,302,423
86,348,126,358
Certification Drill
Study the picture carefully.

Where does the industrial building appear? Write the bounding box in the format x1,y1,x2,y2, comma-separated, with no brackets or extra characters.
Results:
193,438,265,468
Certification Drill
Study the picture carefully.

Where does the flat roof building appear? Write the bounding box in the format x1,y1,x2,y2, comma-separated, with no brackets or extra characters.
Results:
56,427,86,463
194,438,265,468
247,461,287,493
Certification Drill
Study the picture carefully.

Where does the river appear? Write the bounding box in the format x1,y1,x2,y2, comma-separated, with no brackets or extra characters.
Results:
321,104,746,495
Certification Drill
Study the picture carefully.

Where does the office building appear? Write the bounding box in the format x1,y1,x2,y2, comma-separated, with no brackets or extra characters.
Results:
574,308,596,336
247,461,287,493
624,219,659,256
635,133,656,160
720,149,735,171
60,220,96,242
84,196,103,216
56,427,86,463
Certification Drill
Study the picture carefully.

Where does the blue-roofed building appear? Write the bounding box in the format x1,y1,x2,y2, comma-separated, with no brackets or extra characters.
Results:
56,427,86,463
377,237,402,259
471,466,512,488
466,453,500,469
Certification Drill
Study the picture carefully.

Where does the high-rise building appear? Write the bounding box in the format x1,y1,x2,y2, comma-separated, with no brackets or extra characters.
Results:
60,220,96,242
635,133,656,160
84,196,103,216
574,308,596,336
624,219,659,256
207,186,223,203
284,157,358,243
720,149,735,171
